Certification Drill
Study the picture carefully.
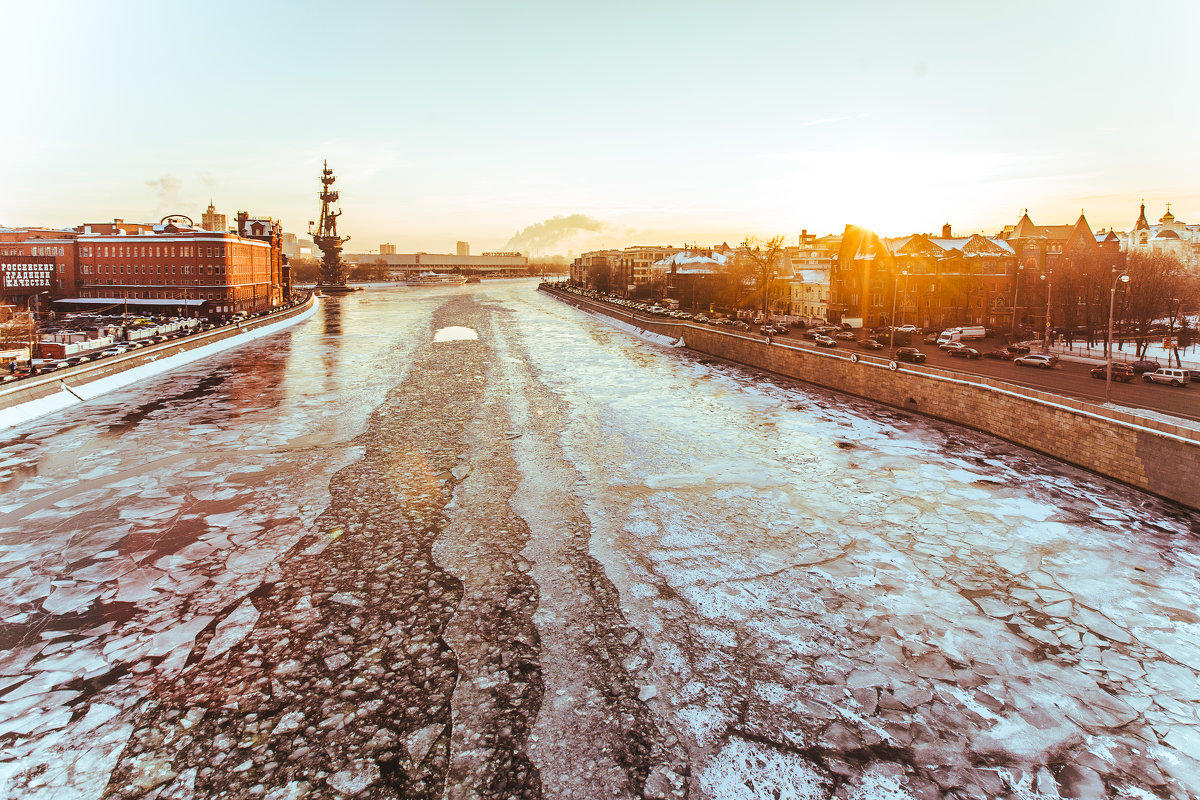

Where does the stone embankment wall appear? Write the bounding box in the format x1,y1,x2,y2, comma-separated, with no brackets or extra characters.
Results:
0,294,318,412
541,286,1200,512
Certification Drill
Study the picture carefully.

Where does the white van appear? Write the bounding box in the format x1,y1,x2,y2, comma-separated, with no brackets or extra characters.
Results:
1143,367,1191,387
936,325,986,345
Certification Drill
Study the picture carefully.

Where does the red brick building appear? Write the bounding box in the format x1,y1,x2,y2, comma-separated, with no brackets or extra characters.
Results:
832,224,1018,329
0,216,287,318
70,219,278,317
994,212,1123,333
236,212,290,301
0,228,80,312
997,212,1115,273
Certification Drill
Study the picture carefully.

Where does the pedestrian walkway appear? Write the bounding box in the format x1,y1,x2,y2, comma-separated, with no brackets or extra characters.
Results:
1041,338,1199,369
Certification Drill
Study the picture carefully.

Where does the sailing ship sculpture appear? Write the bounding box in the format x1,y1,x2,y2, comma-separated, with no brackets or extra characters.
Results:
310,161,359,293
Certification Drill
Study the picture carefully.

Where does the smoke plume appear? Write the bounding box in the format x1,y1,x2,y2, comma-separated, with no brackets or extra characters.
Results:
503,214,627,256
146,175,183,216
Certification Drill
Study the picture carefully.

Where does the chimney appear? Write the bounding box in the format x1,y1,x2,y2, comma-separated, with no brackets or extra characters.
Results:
942,223,952,238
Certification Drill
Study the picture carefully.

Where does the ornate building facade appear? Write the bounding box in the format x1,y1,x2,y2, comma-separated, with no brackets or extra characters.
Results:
1123,203,1200,269
1,215,286,317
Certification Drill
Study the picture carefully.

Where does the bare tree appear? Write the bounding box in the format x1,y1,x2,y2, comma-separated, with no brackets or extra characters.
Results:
1174,271,1200,362
715,251,755,313
740,235,788,320
289,257,321,284
1122,251,1188,358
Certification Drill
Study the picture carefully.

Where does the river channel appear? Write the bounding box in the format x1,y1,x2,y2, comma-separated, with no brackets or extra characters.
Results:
0,280,1197,799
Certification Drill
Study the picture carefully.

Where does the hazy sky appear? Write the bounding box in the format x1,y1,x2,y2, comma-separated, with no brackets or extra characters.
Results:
3,1,1197,255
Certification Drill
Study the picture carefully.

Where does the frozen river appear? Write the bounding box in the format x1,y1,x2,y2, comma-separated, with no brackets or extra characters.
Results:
1,281,1198,799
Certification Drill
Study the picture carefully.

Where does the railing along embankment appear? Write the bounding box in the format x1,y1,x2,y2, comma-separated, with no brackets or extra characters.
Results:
0,293,319,421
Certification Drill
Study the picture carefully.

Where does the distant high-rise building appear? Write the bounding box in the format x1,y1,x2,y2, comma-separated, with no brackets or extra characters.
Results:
379,243,396,255
201,202,227,232
456,241,470,256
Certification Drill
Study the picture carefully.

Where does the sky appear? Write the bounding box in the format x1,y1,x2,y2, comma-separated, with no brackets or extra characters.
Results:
2,0,1198,256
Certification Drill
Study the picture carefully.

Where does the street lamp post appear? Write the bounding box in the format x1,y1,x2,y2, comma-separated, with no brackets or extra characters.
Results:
1041,267,1054,354
1010,264,1024,337
889,269,909,357
1105,269,1130,405
1169,297,1182,367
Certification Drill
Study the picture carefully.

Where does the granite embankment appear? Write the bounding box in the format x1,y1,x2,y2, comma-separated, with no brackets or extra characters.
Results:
0,293,319,416
541,285,1200,512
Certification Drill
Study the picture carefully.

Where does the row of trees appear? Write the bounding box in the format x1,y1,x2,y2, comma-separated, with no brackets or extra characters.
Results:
583,240,1200,350
1037,250,1199,357
590,236,793,317
289,258,391,284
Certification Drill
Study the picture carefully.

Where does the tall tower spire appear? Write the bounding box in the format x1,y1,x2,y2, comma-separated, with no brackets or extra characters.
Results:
1134,200,1149,231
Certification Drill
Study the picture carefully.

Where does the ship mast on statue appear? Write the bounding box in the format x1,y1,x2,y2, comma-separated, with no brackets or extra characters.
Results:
309,161,360,294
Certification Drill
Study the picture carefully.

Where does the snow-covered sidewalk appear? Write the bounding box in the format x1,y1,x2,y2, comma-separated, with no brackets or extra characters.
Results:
1044,338,1199,368
0,299,319,431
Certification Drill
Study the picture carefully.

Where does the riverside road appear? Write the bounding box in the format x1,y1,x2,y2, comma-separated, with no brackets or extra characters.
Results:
1,281,1198,800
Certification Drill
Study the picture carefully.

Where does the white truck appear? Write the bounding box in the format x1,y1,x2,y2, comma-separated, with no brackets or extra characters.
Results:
936,326,986,345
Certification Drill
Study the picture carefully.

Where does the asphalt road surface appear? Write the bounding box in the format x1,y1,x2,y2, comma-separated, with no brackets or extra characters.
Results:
762,328,1200,423
1,282,1198,800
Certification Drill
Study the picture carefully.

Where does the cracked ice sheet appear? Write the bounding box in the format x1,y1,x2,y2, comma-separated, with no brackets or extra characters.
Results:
516,287,1200,797
0,291,434,798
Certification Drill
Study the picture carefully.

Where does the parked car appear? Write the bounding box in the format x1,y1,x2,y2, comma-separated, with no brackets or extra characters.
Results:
63,355,91,366
814,335,838,347
1006,343,1032,354
1143,367,1191,387
857,338,884,350
1014,354,1059,369
1090,364,1135,382
1129,359,1159,374
896,347,926,363
947,347,982,359
99,347,124,357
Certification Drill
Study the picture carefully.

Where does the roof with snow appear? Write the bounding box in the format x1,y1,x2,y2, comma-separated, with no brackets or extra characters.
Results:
794,269,829,284
653,251,730,273
890,233,1015,257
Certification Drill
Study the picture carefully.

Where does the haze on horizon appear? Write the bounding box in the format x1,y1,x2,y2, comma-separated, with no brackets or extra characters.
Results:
2,0,1197,256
